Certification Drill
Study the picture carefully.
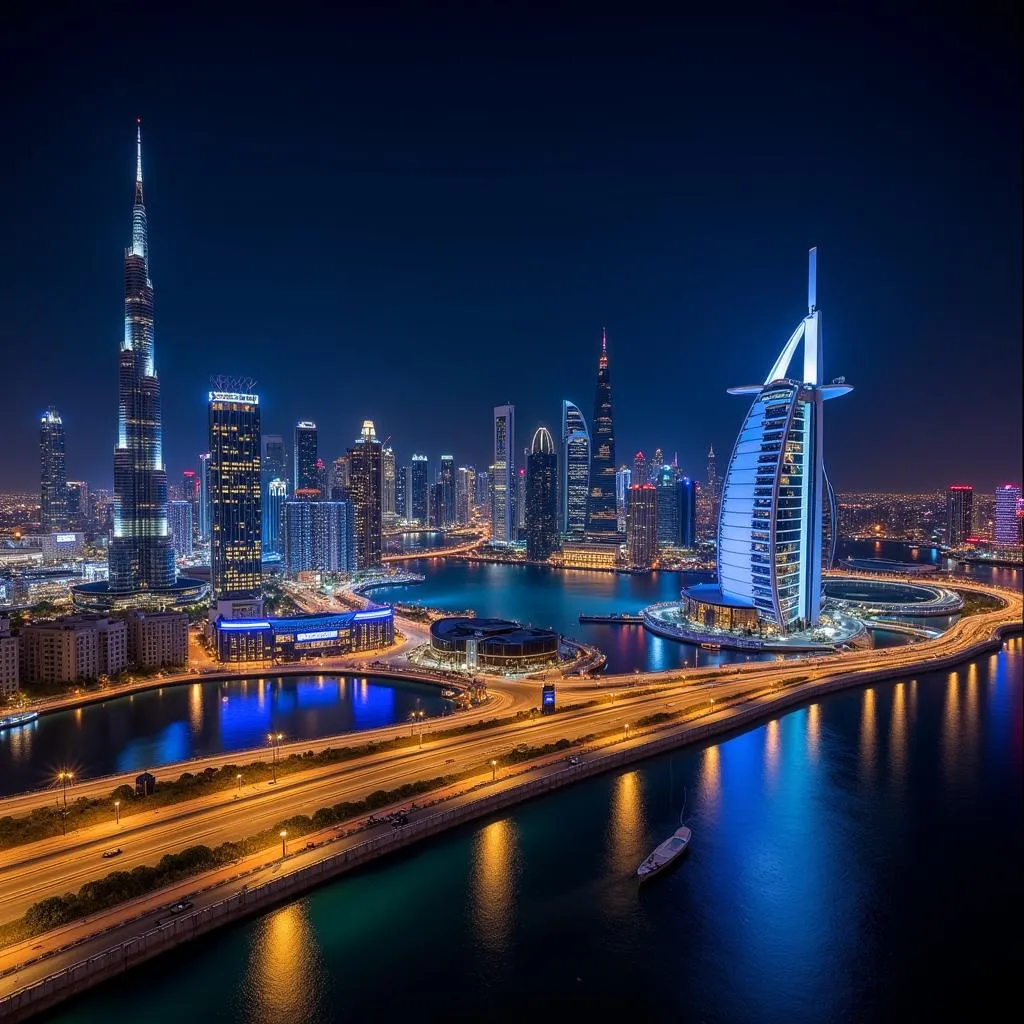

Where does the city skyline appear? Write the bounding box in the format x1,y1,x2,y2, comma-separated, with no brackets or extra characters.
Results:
1,9,1019,494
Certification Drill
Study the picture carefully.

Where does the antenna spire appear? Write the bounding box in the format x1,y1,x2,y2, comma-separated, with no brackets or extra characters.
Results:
601,326,607,353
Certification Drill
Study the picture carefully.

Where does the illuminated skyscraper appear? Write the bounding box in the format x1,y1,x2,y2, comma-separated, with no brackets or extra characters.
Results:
718,248,849,632
262,434,286,484
282,499,354,573
168,500,193,558
492,405,515,543
440,455,455,528
294,421,318,494
263,477,287,554
586,330,620,538
560,400,591,536
66,481,90,531
994,484,1021,546
410,454,429,524
198,453,211,541
108,123,177,594
678,476,697,548
39,407,68,531
654,464,678,545
382,447,397,522
348,420,383,569
396,463,409,521
209,386,262,603
632,451,647,487
627,484,657,568
457,466,475,525
526,427,558,561
946,485,974,547
615,465,631,533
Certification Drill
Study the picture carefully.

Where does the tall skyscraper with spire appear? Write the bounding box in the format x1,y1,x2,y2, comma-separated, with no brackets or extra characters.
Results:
39,407,68,531
108,121,177,594
586,329,621,537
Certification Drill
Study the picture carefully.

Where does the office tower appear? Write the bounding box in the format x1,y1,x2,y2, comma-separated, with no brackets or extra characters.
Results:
40,407,68,531
396,464,409,521
560,400,591,536
410,455,429,524
262,434,286,483
994,484,1021,546
429,482,445,528
198,453,211,541
492,404,515,542
282,499,354,574
107,122,177,595
653,448,664,467
516,463,527,537
330,455,351,499
348,420,383,569
66,481,90,531
615,466,631,533
626,484,657,568
654,464,678,545
182,469,199,536
678,476,697,547
457,466,475,525
718,248,848,632
526,427,558,561
209,385,262,601
632,451,647,487
293,421,318,493
440,455,455,528
263,477,287,554
586,330,620,537
382,447,397,522
706,444,719,502
168,500,193,557
946,485,974,547
475,469,491,512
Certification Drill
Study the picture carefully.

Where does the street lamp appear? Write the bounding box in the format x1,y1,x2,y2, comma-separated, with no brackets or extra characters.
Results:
236,773,242,793
624,723,631,740
490,759,497,782
114,800,120,825
267,732,283,783
280,830,288,858
56,771,74,836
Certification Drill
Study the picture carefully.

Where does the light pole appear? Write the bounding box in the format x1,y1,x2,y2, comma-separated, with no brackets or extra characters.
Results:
624,722,631,740
56,771,73,836
236,773,243,793
267,732,282,783
280,830,288,859
490,759,497,782
114,800,120,826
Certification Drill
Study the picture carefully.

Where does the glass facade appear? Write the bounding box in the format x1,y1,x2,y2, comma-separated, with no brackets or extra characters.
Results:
526,427,558,561
39,407,68,531
586,330,620,537
492,405,515,542
293,422,318,494
410,455,429,525
348,420,383,569
560,400,590,536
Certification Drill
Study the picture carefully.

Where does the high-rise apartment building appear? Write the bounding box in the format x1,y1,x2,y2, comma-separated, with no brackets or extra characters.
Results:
263,478,287,555
40,407,68,531
492,405,516,543
457,467,476,525
615,466,631,534
198,453,211,541
947,485,974,547
526,428,558,561
626,484,657,568
263,435,286,483
66,481,90,532
293,421,319,494
410,455,429,525
678,476,697,548
282,499,355,574
653,464,678,546
429,482,445,528
348,420,383,569
396,464,409,521
168,500,193,558
209,387,262,602
994,484,1021,546
560,400,590,536
439,455,455,528
586,330,620,537
182,470,199,536
475,470,491,511
516,463,527,537
382,447,397,522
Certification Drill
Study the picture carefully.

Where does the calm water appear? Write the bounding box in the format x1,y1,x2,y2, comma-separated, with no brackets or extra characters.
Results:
382,530,447,554
0,676,451,795
49,637,1023,1023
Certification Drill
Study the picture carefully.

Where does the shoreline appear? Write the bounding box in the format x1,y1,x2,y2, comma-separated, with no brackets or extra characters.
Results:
0,616,1018,1022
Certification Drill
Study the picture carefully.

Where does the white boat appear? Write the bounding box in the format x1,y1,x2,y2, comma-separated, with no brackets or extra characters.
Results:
0,710,39,731
636,825,691,881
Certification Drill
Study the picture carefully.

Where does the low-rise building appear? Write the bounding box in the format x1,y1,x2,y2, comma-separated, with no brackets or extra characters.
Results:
560,541,620,570
127,610,189,669
0,617,19,697
19,615,128,686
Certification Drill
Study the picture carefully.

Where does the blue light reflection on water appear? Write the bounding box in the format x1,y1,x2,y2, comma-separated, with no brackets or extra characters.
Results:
50,637,1023,1023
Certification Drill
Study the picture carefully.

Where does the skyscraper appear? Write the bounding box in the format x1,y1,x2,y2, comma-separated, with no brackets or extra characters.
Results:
615,465,631,533
718,248,849,632
168,500,193,558
492,405,516,543
262,435,286,484
198,453,211,541
626,484,657,568
410,455,429,524
560,400,591,536
209,385,262,604
994,484,1021,546
429,482,445,528
108,123,177,595
396,463,409,521
294,422,319,494
282,499,355,574
263,477,287,555
66,481,90,531
947,485,974,547
632,451,647,487
348,420,383,569
586,330,620,537
439,455,455,528
654,464,678,546
39,407,68,531
330,455,351,499
526,427,558,561
706,444,719,502
182,470,199,538
678,476,697,548
516,463,527,537
475,470,491,512
382,447,397,523
457,466,476,525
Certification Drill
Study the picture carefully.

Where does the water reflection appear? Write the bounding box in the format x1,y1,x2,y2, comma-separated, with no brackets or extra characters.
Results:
859,688,876,781
243,903,325,1024
965,663,980,761
888,683,907,784
606,771,646,875
189,683,203,734
697,744,721,813
942,671,960,777
807,704,820,763
470,818,518,952
765,719,780,784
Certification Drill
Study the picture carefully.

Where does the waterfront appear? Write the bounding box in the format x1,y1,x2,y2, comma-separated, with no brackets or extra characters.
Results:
47,636,1023,1022
0,676,451,796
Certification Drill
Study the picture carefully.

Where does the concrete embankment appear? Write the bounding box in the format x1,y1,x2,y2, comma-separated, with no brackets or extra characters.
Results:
0,620,1019,1022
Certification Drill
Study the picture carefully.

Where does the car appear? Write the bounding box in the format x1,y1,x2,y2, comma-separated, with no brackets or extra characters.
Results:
305,841,316,850
168,900,194,914
444,757,456,765
101,847,122,859
566,755,581,766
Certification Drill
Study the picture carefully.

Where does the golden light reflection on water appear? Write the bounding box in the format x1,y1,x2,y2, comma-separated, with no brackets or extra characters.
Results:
807,704,820,762
764,719,780,782
859,688,876,778
4,722,35,761
888,683,907,782
471,818,518,952
606,771,646,875
189,683,203,734
942,671,960,775
698,745,720,810
244,903,324,1024
965,663,980,745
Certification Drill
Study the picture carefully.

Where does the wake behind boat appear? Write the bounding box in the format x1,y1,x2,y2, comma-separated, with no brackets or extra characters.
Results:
636,824,691,881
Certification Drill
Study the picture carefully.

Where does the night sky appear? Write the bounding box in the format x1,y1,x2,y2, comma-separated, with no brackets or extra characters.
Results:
1,6,1019,494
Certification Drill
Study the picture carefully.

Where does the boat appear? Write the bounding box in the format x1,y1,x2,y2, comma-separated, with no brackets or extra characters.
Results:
700,642,721,651
0,710,39,731
636,825,692,881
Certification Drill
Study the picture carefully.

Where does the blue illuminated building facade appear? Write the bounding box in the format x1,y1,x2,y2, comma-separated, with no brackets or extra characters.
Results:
560,400,590,536
215,607,394,663
716,249,849,632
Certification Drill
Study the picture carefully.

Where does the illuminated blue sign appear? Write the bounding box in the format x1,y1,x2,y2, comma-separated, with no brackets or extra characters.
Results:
542,684,556,711
296,629,339,642
218,620,272,631
353,608,393,622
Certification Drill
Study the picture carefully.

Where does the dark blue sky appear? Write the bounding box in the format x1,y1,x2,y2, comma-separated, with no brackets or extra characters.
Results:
1,6,1019,493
